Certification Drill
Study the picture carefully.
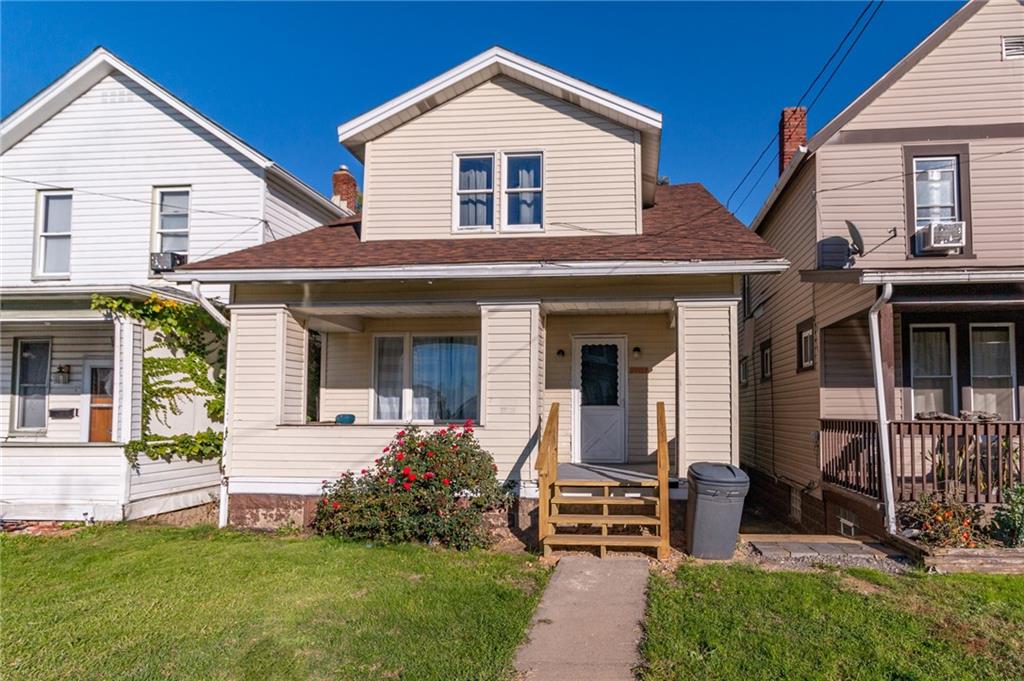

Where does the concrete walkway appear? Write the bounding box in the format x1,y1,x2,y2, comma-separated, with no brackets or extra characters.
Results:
514,555,649,680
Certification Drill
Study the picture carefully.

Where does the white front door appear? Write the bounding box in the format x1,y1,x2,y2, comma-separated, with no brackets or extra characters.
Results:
572,337,627,463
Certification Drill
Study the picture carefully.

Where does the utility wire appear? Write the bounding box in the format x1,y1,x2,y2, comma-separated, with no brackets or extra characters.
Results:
729,0,888,215
1,174,268,222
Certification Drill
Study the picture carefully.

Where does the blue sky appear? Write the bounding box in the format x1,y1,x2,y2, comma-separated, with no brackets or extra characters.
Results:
2,1,961,224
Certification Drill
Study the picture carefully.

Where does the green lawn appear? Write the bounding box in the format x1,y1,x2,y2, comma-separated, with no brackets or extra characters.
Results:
2,525,548,681
642,563,1024,680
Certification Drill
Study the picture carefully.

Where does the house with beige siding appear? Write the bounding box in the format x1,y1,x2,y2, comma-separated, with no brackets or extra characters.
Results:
0,48,347,522
174,47,787,556
739,0,1023,538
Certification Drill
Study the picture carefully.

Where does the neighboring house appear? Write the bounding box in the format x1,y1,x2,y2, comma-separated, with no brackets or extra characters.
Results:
739,0,1023,538
0,48,348,522
174,47,787,555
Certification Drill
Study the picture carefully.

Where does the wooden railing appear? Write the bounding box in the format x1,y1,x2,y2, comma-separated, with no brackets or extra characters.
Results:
890,420,1024,504
821,419,1024,505
820,419,883,499
535,402,560,545
655,401,671,560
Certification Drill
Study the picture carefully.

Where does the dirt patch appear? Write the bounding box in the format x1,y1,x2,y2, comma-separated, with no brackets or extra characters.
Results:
1,521,86,537
839,574,889,596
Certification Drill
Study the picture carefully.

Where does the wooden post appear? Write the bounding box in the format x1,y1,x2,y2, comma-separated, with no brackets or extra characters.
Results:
656,401,671,560
536,402,559,556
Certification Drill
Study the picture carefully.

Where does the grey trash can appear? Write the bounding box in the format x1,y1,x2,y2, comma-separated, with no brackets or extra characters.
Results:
685,463,749,559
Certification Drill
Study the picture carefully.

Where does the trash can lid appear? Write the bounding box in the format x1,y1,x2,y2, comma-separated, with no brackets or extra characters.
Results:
687,462,749,487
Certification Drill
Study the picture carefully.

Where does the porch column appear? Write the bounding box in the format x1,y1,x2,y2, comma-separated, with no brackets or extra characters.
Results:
675,296,741,474
478,301,542,491
112,317,143,444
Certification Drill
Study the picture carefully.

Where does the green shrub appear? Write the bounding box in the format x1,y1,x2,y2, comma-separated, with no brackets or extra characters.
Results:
311,420,510,549
991,484,1024,548
897,494,986,548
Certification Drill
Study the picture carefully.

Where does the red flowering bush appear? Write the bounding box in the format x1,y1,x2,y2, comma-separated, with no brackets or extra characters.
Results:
898,494,987,548
311,420,510,549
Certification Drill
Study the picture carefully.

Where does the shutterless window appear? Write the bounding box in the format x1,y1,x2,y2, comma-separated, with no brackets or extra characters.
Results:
37,192,72,275
912,157,959,254
455,156,494,230
800,329,815,369
14,339,51,430
505,153,543,230
970,324,1017,419
910,326,955,417
156,189,190,254
761,343,772,381
373,334,479,422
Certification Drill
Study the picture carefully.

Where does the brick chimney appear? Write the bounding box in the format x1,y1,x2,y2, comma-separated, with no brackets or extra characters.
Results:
331,165,359,211
778,107,807,176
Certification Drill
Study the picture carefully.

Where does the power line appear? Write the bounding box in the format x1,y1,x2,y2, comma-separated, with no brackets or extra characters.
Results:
0,174,268,222
725,0,884,212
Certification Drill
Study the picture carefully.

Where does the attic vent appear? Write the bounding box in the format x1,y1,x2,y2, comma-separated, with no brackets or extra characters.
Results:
1003,35,1024,60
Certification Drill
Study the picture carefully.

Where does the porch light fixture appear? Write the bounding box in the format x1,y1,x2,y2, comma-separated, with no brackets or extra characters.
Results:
54,364,71,384
556,349,565,358
632,346,642,359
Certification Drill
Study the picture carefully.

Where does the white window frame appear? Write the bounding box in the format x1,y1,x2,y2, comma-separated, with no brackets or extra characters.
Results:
452,154,495,233
80,359,115,443
369,332,481,425
909,323,958,418
969,322,1018,420
912,156,960,252
739,357,749,386
12,338,52,433
152,186,191,255
800,328,815,369
34,190,72,279
502,151,544,232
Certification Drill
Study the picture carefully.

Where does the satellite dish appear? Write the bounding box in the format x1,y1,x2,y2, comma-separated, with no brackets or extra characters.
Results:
846,220,865,256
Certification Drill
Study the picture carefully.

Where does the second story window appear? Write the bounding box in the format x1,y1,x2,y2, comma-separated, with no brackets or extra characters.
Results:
505,153,543,230
455,155,494,231
908,151,969,256
37,191,72,277
156,188,190,254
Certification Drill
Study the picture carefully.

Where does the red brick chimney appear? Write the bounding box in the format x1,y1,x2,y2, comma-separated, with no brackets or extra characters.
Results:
331,165,359,212
778,107,807,176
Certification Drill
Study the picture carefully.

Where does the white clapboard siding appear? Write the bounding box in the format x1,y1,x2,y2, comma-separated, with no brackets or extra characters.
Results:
363,76,639,240
264,171,338,240
281,312,307,424
0,323,114,441
0,74,265,291
680,303,738,468
127,456,220,502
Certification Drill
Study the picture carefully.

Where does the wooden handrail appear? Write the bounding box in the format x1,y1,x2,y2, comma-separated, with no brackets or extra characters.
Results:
656,401,670,560
536,402,559,545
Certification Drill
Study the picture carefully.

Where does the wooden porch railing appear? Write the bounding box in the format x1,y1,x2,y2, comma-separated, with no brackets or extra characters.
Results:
535,402,559,545
890,420,1024,504
655,401,671,560
821,419,1024,505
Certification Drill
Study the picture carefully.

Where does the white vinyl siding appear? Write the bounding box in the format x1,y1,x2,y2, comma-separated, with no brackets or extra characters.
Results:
363,76,639,240
263,172,340,241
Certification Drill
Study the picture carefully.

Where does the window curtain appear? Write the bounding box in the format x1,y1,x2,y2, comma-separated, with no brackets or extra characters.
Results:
971,326,1014,418
412,336,479,421
507,156,542,225
911,328,953,415
459,158,492,227
374,337,404,420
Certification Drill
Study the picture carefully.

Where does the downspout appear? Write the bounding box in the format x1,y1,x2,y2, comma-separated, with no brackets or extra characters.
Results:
191,281,231,528
868,283,897,533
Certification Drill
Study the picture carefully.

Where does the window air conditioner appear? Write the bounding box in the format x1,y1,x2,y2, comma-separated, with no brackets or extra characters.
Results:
924,221,966,250
150,252,188,273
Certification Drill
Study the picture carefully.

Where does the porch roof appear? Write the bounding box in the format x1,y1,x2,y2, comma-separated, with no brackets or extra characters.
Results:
175,184,785,280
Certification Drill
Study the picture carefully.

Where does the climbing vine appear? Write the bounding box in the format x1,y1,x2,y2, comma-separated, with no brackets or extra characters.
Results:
91,293,227,467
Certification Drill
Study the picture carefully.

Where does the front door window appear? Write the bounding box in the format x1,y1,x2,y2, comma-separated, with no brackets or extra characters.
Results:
577,340,626,463
88,367,114,442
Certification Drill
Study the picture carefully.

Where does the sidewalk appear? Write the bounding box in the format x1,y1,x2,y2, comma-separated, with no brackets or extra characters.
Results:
514,555,649,681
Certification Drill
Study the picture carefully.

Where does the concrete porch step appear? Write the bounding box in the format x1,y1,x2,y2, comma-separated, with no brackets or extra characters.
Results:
550,513,660,526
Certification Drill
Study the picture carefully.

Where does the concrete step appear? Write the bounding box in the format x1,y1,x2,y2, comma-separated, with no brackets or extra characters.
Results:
551,513,660,526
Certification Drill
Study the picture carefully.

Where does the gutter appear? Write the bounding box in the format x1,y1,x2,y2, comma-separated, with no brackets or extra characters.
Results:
168,258,791,284
868,283,897,534
190,280,231,528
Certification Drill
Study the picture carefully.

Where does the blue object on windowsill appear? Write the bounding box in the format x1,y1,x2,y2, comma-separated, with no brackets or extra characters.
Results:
335,414,356,425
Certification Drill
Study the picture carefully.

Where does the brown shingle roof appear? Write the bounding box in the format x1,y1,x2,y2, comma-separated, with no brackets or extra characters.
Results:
182,183,781,271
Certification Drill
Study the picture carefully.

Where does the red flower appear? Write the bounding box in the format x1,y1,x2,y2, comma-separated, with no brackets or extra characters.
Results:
402,482,412,491
408,473,417,482
464,418,474,429
387,476,396,484
442,478,451,486
332,501,340,510
417,440,425,448
396,453,405,461
424,472,435,480
382,447,389,453
360,469,368,475
493,464,498,472
398,430,406,437
320,497,328,505
402,466,411,476
426,451,435,458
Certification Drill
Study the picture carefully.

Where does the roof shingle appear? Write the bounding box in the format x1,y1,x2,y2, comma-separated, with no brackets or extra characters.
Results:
182,183,781,271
